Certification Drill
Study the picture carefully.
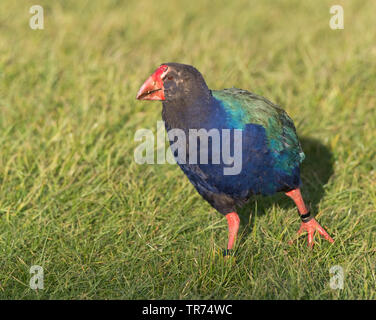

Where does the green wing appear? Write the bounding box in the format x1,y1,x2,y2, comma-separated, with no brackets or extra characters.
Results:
212,88,305,171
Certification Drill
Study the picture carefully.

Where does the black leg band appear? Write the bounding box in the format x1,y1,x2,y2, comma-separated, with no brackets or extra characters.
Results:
300,210,313,223
223,249,233,257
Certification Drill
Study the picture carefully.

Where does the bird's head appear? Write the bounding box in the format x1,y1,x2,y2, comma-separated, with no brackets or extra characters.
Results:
136,63,210,103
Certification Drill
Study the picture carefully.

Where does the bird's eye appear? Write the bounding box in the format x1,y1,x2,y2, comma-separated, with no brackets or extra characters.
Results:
167,75,173,80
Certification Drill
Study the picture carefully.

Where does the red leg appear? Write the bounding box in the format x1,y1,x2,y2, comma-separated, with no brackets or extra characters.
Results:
224,212,240,254
286,188,334,247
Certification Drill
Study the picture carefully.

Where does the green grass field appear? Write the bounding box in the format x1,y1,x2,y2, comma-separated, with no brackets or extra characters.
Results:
0,0,375,299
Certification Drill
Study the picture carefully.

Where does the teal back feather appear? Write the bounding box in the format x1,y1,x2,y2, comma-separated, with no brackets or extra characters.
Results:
212,88,305,173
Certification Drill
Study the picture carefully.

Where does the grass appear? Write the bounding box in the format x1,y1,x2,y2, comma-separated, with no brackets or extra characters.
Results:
0,0,375,299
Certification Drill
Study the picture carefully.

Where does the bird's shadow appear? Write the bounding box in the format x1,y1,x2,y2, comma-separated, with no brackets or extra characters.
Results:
237,137,334,241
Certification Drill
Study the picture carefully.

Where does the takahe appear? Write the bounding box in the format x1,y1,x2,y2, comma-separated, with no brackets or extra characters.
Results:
136,63,333,254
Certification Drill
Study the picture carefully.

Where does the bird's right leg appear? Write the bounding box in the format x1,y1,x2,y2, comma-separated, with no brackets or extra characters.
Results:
223,212,240,256
286,188,334,247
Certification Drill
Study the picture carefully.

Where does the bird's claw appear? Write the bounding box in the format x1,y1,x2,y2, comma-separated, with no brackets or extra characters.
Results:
292,218,334,247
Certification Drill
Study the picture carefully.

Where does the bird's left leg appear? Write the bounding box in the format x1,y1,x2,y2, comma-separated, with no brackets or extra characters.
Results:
223,212,240,256
285,188,334,247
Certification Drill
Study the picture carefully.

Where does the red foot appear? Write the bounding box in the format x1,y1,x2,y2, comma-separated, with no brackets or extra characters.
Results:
296,218,334,247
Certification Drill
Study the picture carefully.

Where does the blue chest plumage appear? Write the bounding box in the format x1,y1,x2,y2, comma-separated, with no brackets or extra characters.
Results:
163,92,302,214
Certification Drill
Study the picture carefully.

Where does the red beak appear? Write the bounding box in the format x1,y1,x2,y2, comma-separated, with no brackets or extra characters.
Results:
136,65,168,101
